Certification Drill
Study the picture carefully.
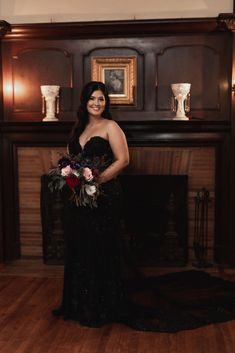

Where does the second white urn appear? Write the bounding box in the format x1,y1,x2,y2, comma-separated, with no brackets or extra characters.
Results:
171,83,191,120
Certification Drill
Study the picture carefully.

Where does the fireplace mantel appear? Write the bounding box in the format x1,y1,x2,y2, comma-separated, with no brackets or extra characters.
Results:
0,119,230,133
0,119,230,149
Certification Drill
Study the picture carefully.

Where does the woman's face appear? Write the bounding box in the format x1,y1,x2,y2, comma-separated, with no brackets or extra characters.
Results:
87,90,106,118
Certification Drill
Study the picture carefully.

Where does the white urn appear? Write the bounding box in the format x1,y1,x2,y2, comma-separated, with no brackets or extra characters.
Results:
171,83,191,120
40,85,60,122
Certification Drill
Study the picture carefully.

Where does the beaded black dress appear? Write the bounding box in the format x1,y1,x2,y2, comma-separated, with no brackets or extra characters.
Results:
53,136,235,332
57,136,126,327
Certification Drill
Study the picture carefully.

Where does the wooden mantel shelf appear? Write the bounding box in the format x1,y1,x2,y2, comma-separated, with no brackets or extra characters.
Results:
0,120,231,133
0,120,230,147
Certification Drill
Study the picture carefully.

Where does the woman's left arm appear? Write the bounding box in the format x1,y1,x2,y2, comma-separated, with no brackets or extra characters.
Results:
97,121,129,184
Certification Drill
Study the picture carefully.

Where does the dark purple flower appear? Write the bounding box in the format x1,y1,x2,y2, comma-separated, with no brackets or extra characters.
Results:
58,157,71,169
70,160,81,170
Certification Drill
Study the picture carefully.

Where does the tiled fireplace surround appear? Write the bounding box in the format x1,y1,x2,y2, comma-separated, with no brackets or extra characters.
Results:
18,132,216,266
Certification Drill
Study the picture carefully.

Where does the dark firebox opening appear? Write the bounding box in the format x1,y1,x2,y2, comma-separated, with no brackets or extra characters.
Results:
119,175,188,267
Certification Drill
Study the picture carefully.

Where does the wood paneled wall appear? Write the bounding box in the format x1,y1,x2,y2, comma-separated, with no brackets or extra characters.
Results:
1,17,232,122
1,15,235,264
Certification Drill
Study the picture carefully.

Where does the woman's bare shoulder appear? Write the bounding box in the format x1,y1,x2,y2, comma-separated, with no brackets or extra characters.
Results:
105,119,121,131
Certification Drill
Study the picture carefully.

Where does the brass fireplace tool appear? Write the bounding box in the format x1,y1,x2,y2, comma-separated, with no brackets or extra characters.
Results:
193,188,213,268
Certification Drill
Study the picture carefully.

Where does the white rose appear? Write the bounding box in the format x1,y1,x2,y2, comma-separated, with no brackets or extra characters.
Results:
85,184,97,196
61,165,72,176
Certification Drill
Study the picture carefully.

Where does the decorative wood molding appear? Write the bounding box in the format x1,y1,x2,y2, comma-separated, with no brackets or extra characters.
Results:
3,18,220,41
218,14,235,32
0,20,11,37
0,120,231,135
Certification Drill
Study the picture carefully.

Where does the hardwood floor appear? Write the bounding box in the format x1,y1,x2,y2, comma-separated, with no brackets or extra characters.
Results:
0,260,235,353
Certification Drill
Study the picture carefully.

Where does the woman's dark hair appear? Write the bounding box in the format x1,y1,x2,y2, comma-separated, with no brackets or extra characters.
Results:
69,81,112,144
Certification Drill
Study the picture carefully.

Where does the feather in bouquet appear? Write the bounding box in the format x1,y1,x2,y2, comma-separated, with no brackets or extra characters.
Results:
48,153,109,208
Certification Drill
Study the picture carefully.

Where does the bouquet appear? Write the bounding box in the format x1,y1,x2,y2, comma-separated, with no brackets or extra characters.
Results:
48,153,109,208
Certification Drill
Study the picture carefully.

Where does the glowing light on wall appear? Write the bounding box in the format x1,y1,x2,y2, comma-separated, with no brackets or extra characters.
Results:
14,81,26,98
3,81,13,96
3,80,26,99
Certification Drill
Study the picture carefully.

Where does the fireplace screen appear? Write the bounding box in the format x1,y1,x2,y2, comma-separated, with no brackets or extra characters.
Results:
41,174,188,266
119,175,188,267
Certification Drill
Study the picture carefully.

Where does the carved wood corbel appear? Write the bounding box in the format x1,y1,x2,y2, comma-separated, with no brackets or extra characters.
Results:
0,20,11,36
218,14,235,32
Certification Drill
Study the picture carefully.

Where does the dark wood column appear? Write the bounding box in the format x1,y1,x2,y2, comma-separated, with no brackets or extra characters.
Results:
0,21,11,262
230,24,235,264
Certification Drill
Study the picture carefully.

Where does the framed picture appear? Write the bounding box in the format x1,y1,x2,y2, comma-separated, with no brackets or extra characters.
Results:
91,56,137,105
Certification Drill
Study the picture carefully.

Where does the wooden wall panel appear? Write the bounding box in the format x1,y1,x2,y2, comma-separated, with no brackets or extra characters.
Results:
1,19,231,122
2,42,75,122
12,48,73,113
157,45,220,110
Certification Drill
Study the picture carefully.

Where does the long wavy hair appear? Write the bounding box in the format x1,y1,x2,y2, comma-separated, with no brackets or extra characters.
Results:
69,81,112,143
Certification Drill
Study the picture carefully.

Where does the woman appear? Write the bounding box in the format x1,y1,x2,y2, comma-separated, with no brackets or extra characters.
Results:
52,81,235,332
53,81,130,327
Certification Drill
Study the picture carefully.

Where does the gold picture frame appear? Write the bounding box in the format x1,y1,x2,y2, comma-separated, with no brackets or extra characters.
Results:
91,56,137,105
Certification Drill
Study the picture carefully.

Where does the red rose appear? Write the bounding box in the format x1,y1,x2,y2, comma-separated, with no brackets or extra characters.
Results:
66,175,80,189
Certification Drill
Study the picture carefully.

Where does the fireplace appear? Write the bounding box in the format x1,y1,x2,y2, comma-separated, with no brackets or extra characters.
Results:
18,145,215,265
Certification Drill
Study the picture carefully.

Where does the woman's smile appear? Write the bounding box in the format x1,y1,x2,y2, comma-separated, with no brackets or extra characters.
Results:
87,90,106,116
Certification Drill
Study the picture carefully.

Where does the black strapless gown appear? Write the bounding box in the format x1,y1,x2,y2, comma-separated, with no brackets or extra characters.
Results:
57,136,127,327
53,136,235,332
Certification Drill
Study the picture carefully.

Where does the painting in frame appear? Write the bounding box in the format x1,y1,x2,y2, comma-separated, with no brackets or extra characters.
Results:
91,56,137,105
